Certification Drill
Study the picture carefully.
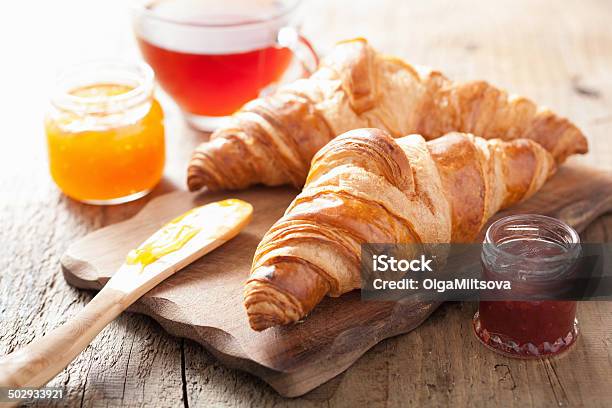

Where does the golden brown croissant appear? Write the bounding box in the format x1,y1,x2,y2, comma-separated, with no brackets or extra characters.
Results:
187,38,587,192
244,128,557,331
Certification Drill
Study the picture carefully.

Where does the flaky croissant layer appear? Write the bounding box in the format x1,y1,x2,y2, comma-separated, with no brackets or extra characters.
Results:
244,128,556,331
188,38,586,192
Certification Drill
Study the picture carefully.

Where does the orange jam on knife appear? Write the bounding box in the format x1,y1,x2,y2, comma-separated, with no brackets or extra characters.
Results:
45,62,165,204
126,199,252,269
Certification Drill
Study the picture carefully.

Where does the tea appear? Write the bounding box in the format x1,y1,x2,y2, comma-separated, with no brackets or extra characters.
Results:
137,39,292,117
134,0,296,117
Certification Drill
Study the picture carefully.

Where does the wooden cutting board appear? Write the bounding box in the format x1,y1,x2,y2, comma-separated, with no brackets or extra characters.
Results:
62,164,612,397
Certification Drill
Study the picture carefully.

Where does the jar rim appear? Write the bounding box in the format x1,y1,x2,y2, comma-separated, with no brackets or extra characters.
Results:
51,60,154,114
484,214,581,264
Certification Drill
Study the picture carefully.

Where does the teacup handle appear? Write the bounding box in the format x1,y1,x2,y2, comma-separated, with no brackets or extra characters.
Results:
277,26,319,77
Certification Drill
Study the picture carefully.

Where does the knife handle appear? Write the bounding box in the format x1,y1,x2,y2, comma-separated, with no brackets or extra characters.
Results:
0,286,127,389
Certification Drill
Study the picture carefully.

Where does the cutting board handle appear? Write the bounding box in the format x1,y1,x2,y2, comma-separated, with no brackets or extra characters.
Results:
0,286,126,389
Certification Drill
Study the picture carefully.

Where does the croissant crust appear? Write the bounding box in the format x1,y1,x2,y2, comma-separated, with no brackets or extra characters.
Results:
244,128,557,330
188,38,587,191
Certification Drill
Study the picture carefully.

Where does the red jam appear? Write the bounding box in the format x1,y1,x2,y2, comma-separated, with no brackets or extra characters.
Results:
473,215,580,358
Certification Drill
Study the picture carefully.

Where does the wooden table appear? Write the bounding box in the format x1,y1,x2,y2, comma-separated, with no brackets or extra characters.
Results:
1,0,611,406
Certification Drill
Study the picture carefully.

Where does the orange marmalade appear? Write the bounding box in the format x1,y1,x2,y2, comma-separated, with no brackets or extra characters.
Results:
45,62,165,204
124,199,251,269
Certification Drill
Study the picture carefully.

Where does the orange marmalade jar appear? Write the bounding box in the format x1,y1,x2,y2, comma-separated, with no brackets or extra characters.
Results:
45,61,165,204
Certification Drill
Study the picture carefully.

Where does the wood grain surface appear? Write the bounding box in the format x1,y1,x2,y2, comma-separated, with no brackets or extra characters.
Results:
1,0,612,406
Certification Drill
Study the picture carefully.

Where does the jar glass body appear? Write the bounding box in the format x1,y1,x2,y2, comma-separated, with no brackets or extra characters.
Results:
473,214,581,358
45,61,165,204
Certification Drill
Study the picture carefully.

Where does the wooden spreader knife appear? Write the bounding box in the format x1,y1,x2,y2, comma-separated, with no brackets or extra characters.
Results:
0,199,253,396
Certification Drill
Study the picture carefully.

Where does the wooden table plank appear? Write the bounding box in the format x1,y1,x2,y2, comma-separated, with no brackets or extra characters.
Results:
0,0,611,406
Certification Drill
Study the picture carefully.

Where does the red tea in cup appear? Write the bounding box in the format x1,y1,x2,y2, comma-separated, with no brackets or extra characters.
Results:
133,0,316,130
137,40,293,117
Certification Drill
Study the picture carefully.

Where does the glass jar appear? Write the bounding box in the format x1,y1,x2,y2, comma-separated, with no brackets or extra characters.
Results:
45,61,165,205
473,214,581,358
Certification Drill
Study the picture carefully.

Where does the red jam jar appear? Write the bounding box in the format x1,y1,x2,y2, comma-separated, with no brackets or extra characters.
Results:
473,214,581,358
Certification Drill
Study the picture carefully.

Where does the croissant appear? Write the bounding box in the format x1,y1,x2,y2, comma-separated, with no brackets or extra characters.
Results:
187,38,587,192
244,128,558,331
